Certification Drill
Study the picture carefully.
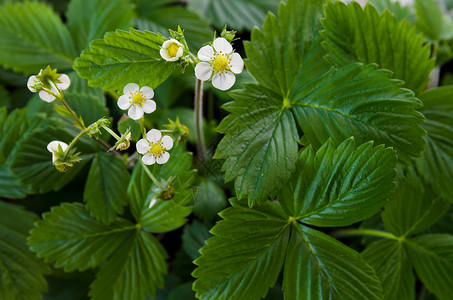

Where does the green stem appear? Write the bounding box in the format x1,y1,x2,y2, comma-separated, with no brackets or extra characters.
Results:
332,229,398,240
139,159,165,190
194,79,206,161
63,129,87,160
139,117,147,138
101,125,121,140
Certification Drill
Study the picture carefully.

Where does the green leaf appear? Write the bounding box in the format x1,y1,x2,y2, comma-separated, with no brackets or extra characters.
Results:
284,224,383,300
193,177,227,223
83,152,130,224
214,0,327,205
244,0,328,95
321,1,434,95
215,85,299,206
407,234,453,300
382,169,450,237
414,86,453,203
0,1,76,74
192,199,290,300
0,163,31,198
182,221,211,260
59,74,109,126
135,4,212,51
10,122,93,193
368,0,413,23
66,0,134,52
28,203,136,272
74,28,174,92
89,230,168,300
280,138,397,227
187,0,280,31
415,0,444,41
127,144,194,231
362,239,414,300
0,201,49,300
291,63,426,164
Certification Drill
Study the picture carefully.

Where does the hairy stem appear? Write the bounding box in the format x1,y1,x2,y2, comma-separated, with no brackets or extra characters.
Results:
195,79,206,161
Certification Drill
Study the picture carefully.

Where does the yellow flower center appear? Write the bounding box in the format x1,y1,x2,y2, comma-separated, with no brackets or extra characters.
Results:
212,55,229,72
150,143,163,156
132,92,145,106
167,42,180,57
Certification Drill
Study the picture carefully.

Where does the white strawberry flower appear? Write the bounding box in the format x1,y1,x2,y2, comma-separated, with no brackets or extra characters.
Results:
47,141,68,163
195,37,244,91
117,83,156,120
136,129,174,165
160,39,184,62
27,68,70,102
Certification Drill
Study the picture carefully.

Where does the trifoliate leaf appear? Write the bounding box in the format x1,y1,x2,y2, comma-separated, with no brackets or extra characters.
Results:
74,28,174,92
362,239,415,300
283,224,383,300
0,201,50,300
291,63,426,164
216,0,425,206
407,234,453,300
89,231,168,300
0,1,76,74
414,86,453,203
182,221,211,260
215,84,298,206
187,0,280,31
83,152,130,224
135,4,212,51
279,138,397,227
127,144,194,232
382,169,450,237
28,203,136,272
321,1,434,95
66,0,134,52
192,199,291,300
10,122,93,193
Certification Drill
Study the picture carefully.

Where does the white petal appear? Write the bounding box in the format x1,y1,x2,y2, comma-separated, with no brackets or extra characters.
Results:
140,86,154,99
195,62,213,81
162,40,173,49
197,45,214,61
229,53,244,74
142,100,156,114
213,37,233,54
27,75,38,92
56,74,70,90
160,48,172,61
136,139,150,154
212,71,236,91
161,135,173,150
123,83,139,95
128,105,144,120
156,152,170,164
39,90,56,102
142,154,156,165
176,47,183,59
47,141,68,153
146,129,161,143
148,198,157,208
117,95,131,110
